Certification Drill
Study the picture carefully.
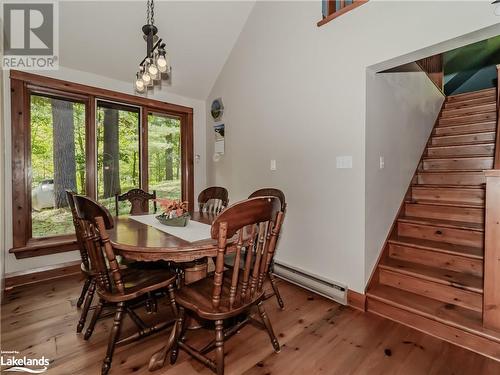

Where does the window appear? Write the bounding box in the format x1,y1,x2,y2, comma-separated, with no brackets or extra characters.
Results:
96,101,141,214
30,94,87,238
318,0,368,27
148,112,182,201
10,70,194,257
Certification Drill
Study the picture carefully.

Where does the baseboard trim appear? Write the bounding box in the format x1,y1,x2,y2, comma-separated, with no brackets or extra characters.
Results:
347,289,366,311
4,260,82,291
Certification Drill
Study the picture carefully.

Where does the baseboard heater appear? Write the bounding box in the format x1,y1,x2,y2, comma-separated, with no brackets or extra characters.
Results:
273,261,347,305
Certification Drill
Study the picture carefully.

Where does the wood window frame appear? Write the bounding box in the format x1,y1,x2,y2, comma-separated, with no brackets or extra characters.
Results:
9,70,194,259
317,0,368,27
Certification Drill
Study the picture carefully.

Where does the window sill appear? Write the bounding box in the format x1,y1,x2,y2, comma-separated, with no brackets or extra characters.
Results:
317,1,368,27
9,235,79,259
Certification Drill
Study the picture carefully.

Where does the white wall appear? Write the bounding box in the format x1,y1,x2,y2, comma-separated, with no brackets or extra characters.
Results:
365,67,444,282
2,66,206,274
206,1,500,293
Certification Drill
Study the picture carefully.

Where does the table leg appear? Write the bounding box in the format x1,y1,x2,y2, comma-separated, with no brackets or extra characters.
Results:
182,258,209,330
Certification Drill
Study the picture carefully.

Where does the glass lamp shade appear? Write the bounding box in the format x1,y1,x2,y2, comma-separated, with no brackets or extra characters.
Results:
148,63,159,79
496,4,500,15
157,55,168,72
135,77,145,92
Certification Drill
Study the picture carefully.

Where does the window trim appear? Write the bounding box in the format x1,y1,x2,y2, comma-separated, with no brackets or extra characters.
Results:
9,70,194,258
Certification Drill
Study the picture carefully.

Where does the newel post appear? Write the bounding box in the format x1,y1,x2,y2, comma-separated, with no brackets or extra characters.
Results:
484,171,500,331
483,65,500,331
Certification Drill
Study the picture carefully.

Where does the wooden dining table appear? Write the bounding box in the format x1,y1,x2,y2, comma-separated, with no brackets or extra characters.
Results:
107,211,221,371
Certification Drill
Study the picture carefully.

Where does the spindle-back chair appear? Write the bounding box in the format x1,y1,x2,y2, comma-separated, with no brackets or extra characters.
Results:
73,195,178,375
198,186,229,214
225,188,287,308
156,197,284,375
115,188,157,216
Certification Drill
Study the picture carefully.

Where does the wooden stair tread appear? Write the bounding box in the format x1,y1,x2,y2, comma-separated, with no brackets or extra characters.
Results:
367,284,500,343
438,120,496,128
447,88,496,100
414,184,485,190
405,198,483,209
389,235,483,259
427,141,495,148
398,216,484,232
418,170,486,173
379,258,483,293
431,130,495,139
423,155,493,160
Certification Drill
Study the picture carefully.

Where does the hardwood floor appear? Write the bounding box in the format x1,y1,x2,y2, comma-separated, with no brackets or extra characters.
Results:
2,275,500,374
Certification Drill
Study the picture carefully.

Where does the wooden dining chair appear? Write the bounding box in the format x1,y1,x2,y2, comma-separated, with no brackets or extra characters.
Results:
224,188,286,309
73,195,178,375
66,190,100,334
198,186,229,214
115,188,157,216
152,197,285,375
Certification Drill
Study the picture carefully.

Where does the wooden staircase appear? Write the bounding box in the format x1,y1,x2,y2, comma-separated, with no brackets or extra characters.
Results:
367,87,500,361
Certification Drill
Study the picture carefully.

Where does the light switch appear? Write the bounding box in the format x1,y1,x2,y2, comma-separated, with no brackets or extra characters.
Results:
336,156,352,169
270,159,277,171
379,156,385,169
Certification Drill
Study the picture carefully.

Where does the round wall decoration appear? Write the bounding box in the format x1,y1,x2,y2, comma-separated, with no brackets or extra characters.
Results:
211,98,224,121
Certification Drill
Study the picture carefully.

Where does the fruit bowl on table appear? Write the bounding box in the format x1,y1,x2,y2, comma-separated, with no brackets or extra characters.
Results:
155,212,190,227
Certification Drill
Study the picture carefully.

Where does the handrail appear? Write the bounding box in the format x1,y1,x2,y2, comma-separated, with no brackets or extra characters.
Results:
494,64,500,168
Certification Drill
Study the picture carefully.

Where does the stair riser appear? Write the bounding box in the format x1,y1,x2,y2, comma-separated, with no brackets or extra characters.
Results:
405,203,484,224
411,187,485,204
423,158,493,171
378,269,482,312
397,222,483,248
441,104,496,118
427,144,494,157
417,173,485,185
439,113,496,126
434,122,496,136
388,244,483,277
447,89,496,102
430,132,495,146
445,97,496,110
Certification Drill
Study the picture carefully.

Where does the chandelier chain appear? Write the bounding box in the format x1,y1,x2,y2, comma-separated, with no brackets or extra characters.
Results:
151,0,154,26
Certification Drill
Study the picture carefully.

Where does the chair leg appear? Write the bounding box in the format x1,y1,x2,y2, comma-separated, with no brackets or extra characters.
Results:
215,319,225,375
268,272,284,309
170,307,185,365
102,302,125,375
257,301,280,353
167,284,178,317
77,277,91,308
77,278,96,333
84,298,104,340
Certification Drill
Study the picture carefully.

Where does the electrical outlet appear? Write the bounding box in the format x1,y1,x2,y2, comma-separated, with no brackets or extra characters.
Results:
379,156,385,169
270,159,277,171
336,156,352,169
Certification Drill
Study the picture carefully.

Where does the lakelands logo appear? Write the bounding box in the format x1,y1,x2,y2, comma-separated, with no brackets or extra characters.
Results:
2,1,59,70
1,350,50,373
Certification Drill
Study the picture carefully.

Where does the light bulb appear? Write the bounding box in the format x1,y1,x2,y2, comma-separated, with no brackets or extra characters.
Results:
157,55,167,72
142,71,151,84
148,63,158,78
135,78,145,92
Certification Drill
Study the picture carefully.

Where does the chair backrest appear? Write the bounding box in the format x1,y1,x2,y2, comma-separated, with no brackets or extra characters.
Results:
73,195,124,294
115,188,157,216
248,188,286,212
66,190,90,270
209,197,284,311
198,186,229,214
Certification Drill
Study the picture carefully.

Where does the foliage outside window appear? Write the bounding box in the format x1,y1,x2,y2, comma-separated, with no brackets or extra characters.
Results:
30,95,86,238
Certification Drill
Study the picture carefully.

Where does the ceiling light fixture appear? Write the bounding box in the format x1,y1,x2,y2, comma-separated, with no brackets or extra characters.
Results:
493,0,500,16
134,0,171,93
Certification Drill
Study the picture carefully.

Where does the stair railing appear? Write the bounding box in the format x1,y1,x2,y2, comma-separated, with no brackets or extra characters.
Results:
483,64,500,331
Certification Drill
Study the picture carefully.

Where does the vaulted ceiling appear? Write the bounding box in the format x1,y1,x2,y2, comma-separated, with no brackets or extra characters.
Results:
59,1,255,100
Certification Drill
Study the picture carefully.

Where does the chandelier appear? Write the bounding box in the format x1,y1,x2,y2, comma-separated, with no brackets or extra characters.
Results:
134,0,171,93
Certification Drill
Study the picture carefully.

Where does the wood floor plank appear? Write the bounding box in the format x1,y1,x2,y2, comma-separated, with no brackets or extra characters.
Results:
2,276,500,374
